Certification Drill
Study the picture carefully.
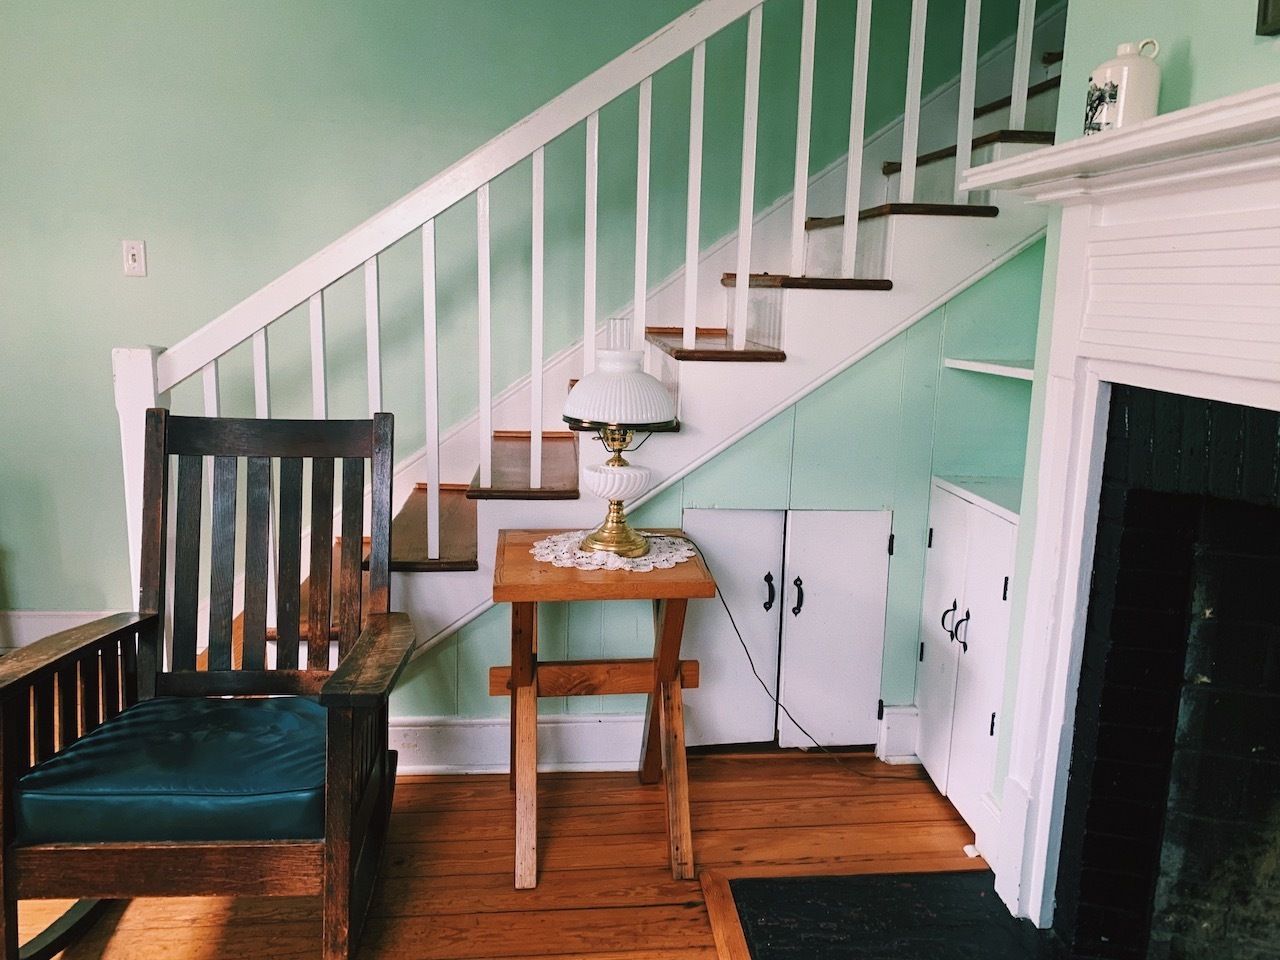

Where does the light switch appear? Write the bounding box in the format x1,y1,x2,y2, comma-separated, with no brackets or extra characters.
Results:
122,240,147,277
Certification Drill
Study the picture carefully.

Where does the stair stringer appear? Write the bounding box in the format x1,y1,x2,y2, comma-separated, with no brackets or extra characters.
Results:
397,194,1048,656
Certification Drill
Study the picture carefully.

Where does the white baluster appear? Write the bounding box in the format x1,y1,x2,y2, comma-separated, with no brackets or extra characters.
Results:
477,183,493,490
422,220,441,561
633,76,653,351
683,41,706,351
309,292,326,419
202,359,220,416
530,147,545,490
841,0,873,277
789,0,817,277
898,0,929,204
954,0,982,203
364,258,382,415
583,111,599,374
1008,0,1036,130
733,4,763,351
251,329,270,418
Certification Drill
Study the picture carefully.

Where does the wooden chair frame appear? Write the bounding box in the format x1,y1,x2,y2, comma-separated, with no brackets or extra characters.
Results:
0,410,416,960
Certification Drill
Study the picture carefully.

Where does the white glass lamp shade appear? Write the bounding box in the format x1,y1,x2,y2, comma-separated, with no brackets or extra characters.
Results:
563,350,676,429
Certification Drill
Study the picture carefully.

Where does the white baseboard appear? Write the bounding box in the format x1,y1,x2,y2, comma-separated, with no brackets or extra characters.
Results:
874,704,921,765
390,713,645,775
994,776,1033,916
0,610,118,651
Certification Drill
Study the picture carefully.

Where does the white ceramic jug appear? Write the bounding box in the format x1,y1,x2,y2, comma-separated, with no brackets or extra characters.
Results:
1084,38,1160,135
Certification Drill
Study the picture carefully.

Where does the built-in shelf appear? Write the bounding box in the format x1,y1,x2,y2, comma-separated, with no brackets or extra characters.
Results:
935,475,1022,523
943,357,1034,381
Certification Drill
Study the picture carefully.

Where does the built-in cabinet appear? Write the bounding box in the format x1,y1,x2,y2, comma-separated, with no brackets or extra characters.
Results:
916,477,1018,844
680,508,892,748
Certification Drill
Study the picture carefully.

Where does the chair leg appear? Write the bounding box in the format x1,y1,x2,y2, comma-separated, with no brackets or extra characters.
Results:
0,895,16,960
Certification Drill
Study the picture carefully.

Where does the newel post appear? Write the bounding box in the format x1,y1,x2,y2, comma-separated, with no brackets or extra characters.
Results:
112,346,167,603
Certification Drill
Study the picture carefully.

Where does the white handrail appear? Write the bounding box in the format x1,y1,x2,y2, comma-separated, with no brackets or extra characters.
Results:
154,0,760,394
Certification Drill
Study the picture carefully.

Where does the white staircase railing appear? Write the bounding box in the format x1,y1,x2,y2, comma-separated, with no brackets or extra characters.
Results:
113,0,1050,592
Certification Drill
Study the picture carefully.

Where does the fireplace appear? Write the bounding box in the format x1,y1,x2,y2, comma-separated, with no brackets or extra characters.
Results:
1053,385,1280,959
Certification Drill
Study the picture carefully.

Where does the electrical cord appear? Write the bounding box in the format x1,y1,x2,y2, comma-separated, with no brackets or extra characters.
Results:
676,534,903,780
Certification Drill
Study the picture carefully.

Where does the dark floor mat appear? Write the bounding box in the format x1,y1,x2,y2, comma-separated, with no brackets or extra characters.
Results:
729,870,1057,960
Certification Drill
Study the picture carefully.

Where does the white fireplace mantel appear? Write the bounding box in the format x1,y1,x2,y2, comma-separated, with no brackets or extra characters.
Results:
957,83,1280,926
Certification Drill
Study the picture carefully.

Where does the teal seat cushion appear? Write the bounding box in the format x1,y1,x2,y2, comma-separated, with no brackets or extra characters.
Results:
15,696,326,844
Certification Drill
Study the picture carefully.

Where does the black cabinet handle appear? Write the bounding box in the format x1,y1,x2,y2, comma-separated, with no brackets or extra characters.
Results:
941,600,958,638
763,572,775,611
954,610,970,652
792,577,805,616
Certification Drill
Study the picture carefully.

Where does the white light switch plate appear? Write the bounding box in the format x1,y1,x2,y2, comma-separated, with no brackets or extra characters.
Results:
122,240,147,277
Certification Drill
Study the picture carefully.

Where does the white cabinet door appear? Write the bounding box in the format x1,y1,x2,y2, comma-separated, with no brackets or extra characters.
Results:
946,507,1016,839
777,510,892,748
915,486,969,791
680,509,786,746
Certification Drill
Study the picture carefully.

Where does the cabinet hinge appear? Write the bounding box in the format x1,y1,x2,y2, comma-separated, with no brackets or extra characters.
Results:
1002,576,1010,601
887,533,895,556
877,699,885,721
919,642,925,662
989,712,997,736
927,527,934,548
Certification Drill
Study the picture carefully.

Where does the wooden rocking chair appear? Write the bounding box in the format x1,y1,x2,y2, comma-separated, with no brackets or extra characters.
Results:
0,410,415,959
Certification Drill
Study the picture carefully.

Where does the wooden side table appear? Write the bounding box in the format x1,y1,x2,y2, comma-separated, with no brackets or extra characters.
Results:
490,528,716,889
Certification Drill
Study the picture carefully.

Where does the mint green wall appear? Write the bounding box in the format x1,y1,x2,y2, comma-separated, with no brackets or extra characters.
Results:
0,0,1032,612
1052,0,1279,140
994,0,1279,795
392,240,1045,720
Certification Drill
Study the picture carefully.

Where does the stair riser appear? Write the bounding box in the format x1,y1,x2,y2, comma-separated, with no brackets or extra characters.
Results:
803,217,890,280
883,140,1051,207
972,84,1061,140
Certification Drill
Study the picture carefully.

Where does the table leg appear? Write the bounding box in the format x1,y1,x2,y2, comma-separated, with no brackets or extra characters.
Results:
660,676,695,880
640,599,688,784
509,602,538,888
509,602,537,791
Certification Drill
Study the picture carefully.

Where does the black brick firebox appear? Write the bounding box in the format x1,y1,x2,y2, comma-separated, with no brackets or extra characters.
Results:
1054,385,1280,960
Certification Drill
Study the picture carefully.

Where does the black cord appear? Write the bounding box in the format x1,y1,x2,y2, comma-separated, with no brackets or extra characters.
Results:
674,533,901,779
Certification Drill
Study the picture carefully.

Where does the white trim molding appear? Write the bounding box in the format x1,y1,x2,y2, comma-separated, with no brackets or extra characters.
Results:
390,713,645,775
874,704,921,765
969,87,1280,925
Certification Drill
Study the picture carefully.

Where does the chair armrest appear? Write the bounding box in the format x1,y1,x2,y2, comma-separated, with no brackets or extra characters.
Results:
0,612,157,702
319,613,416,709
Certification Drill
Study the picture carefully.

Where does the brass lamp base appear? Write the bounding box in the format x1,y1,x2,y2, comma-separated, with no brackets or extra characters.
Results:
580,499,649,558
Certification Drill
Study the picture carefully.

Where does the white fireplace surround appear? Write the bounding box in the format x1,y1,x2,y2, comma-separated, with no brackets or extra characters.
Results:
962,82,1280,926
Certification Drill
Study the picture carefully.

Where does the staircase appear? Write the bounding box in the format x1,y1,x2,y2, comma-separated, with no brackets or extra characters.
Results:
112,0,1065,661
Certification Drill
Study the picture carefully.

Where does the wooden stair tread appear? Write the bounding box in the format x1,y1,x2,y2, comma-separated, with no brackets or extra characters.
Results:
381,484,478,572
645,327,785,363
880,129,1055,176
720,273,892,291
806,203,999,231
468,432,579,500
974,73,1061,120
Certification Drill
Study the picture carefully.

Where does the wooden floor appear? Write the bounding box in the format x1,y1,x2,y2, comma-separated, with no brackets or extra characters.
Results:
27,751,986,959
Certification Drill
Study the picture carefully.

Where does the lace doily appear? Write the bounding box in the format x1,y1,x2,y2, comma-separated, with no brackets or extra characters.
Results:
531,530,696,572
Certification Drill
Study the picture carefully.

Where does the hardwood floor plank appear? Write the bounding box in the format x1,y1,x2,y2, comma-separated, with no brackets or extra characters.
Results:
16,751,989,959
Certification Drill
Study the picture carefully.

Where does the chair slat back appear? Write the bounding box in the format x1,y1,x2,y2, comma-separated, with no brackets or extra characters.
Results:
136,411,393,695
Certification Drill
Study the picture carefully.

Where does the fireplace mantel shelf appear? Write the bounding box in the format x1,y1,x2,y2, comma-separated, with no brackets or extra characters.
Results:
961,81,1280,202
